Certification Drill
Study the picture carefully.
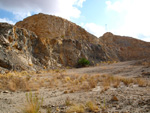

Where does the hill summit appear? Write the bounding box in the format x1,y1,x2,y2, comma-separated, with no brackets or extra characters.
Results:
16,13,98,43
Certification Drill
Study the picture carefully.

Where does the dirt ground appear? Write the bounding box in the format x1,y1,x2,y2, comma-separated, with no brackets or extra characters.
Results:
0,60,150,113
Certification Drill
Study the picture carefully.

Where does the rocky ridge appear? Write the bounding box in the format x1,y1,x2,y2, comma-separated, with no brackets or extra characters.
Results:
16,13,98,44
99,32,150,61
15,13,107,68
0,13,150,71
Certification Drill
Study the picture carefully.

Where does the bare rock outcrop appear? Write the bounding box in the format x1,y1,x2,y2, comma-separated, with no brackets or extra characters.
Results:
99,32,150,61
0,21,106,71
0,23,50,71
1,13,150,71
16,13,98,44
15,13,107,67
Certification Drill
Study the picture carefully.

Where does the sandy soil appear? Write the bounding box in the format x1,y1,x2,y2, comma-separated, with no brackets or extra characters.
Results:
0,60,150,113
67,60,150,77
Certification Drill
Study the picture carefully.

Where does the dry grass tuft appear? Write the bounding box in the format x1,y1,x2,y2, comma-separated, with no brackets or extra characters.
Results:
136,78,147,87
113,81,120,88
120,77,134,86
0,74,30,91
0,69,149,92
66,104,85,113
65,97,73,106
86,101,99,112
0,71,39,91
22,92,43,113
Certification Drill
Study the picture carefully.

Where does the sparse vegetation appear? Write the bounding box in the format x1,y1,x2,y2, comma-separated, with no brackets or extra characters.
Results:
99,98,107,111
46,108,52,113
22,92,43,113
86,101,99,112
77,58,90,67
65,97,73,106
97,60,118,66
0,62,150,113
66,104,85,113
0,73,30,91
0,69,149,93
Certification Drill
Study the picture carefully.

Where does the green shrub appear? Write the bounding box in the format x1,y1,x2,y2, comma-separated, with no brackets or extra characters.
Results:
78,58,90,67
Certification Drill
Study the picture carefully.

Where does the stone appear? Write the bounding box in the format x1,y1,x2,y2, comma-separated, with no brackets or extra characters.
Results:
111,96,119,101
0,70,5,74
3,90,9,93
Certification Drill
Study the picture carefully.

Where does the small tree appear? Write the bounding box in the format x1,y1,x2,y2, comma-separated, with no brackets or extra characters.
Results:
78,58,90,67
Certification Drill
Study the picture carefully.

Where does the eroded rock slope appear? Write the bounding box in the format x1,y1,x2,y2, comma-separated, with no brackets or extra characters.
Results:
0,13,150,71
15,13,107,68
99,32,150,61
0,23,40,71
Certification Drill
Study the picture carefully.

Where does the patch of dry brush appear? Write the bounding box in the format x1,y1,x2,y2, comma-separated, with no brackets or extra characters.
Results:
0,69,149,92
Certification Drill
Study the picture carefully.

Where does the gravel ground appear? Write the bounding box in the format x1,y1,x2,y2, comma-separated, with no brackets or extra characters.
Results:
0,60,150,113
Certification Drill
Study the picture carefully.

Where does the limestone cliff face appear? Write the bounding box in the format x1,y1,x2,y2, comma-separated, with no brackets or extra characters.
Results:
0,23,40,71
0,23,71,71
15,13,106,67
99,32,150,61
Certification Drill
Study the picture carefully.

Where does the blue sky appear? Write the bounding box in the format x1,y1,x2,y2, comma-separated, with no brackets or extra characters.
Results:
0,0,150,42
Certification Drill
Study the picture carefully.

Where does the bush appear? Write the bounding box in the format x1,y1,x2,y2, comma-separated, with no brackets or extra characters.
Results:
78,58,90,67
22,92,43,113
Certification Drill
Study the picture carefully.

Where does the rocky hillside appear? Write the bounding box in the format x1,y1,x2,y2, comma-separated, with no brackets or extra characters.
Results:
0,13,150,71
99,32,150,61
16,13,98,44
15,13,107,67
0,23,40,71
